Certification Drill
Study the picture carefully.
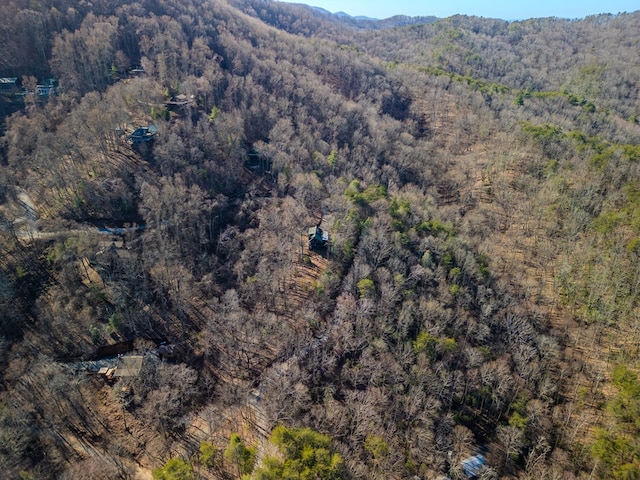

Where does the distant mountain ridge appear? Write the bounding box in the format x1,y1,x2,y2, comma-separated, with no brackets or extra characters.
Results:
311,7,378,21
302,2,439,28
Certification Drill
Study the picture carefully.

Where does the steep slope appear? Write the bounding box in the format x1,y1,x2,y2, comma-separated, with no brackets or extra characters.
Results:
0,1,639,479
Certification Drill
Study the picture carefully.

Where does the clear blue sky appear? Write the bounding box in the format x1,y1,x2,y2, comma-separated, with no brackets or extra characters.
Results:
278,0,639,20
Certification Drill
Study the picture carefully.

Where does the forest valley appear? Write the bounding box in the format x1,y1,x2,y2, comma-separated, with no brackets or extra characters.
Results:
1,0,640,479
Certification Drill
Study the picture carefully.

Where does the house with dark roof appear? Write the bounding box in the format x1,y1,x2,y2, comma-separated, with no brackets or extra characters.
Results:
308,225,329,250
129,125,158,144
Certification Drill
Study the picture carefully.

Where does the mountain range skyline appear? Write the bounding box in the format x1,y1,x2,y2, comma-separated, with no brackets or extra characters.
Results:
278,0,639,21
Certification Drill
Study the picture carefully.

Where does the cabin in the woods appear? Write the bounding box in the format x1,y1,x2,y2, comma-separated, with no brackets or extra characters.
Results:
129,125,158,144
461,454,487,478
245,148,272,174
36,78,58,96
128,65,146,77
0,77,19,93
166,94,194,111
308,225,329,250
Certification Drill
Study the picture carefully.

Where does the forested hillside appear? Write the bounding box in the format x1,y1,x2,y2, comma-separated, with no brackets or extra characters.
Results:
1,1,639,478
